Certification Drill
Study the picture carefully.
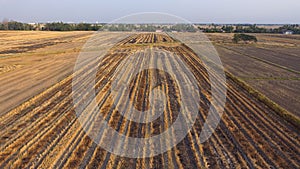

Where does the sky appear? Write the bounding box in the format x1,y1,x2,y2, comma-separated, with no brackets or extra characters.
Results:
0,0,299,24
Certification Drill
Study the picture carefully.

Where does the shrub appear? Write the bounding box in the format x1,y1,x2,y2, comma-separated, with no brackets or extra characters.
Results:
233,33,257,43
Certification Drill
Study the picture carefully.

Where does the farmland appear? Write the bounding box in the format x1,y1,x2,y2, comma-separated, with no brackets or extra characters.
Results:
0,31,93,114
0,32,299,168
206,33,300,117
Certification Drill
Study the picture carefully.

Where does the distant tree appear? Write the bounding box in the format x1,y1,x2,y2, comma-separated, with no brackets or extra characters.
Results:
75,23,91,31
222,26,234,33
234,26,244,33
44,22,75,31
2,18,9,30
0,20,34,30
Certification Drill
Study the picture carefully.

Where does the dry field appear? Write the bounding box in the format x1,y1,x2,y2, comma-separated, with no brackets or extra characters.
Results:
206,33,300,117
0,32,299,169
0,31,94,114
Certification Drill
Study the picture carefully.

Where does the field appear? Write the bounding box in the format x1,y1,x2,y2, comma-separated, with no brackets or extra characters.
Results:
206,33,300,117
0,31,93,114
0,32,299,168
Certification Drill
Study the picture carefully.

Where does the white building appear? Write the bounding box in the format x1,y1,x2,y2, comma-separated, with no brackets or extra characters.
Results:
284,30,294,35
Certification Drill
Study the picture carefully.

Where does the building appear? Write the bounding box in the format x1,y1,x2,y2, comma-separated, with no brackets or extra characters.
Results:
284,30,294,35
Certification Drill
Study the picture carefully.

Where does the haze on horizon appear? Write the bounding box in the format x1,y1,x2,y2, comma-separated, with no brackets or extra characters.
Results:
0,0,299,24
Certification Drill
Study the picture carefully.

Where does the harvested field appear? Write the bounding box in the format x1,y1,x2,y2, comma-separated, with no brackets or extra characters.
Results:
206,33,300,117
0,31,95,114
0,33,299,169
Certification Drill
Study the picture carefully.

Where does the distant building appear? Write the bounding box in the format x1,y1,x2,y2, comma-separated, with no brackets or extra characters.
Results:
156,29,163,33
284,30,294,35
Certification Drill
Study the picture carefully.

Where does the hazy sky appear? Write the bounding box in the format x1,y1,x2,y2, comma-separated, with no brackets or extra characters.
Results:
0,0,299,24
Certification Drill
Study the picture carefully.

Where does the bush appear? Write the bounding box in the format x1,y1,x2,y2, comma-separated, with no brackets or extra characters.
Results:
233,33,257,43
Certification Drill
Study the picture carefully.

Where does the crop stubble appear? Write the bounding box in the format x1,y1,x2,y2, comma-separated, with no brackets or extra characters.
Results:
0,33,299,169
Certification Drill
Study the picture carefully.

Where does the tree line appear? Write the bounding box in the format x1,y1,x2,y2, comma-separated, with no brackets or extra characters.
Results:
43,22,102,31
0,21,102,31
1,21,299,34
199,24,300,34
0,21,34,30
100,24,197,32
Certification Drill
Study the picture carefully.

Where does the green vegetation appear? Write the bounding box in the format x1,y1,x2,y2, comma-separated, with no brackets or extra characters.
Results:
0,21,34,30
1,20,300,34
44,22,74,31
276,24,300,34
221,25,234,33
74,23,102,31
199,24,300,34
100,24,197,32
0,21,196,32
44,22,102,31
0,20,102,31
232,33,257,43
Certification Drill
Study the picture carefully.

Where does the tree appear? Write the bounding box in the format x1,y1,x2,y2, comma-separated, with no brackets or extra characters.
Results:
222,26,234,33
